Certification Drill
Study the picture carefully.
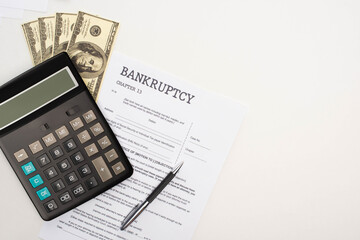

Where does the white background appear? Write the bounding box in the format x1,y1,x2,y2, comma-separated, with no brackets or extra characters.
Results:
1,0,360,239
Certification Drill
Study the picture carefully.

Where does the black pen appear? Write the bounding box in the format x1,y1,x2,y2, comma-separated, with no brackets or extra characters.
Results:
120,161,184,230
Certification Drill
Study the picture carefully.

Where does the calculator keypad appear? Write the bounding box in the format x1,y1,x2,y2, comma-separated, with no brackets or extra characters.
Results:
7,104,130,221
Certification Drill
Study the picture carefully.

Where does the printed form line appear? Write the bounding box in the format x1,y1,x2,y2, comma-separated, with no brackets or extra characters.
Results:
115,115,182,145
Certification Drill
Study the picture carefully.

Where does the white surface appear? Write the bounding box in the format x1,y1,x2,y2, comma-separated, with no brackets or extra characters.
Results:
0,6,23,19
0,0,360,239
0,0,48,12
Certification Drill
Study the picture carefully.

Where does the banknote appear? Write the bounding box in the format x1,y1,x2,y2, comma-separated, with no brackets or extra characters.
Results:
66,11,119,100
38,16,55,62
22,20,42,65
53,13,77,56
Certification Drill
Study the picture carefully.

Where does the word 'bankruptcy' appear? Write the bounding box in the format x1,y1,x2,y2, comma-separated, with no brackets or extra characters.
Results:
120,66,195,104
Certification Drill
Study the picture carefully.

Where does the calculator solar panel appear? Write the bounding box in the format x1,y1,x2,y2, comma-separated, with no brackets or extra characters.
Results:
0,52,133,220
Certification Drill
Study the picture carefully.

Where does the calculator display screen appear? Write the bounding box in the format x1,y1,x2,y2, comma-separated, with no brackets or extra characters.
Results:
0,67,78,130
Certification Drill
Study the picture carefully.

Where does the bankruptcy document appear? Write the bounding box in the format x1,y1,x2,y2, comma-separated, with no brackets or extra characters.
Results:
39,52,246,240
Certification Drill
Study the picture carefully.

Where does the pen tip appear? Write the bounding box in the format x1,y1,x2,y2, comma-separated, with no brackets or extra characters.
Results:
173,161,184,174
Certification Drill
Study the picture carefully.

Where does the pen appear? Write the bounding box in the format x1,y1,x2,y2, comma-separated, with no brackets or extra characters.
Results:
120,161,184,230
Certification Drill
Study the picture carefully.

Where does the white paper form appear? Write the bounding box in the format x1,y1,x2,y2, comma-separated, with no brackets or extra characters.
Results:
39,52,247,240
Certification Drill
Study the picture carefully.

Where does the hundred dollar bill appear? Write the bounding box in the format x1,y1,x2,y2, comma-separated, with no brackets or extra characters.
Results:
38,16,55,62
22,20,42,65
53,13,77,56
66,11,119,100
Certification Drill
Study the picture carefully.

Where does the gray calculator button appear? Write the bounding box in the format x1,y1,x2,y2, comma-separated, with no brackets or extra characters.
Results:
14,149,28,162
50,146,64,159
44,200,58,212
29,140,43,154
55,125,69,139
44,166,58,180
59,192,72,204
78,164,92,178
112,162,125,175
64,139,77,152
77,130,91,144
36,154,50,167
57,159,71,172
70,151,84,165
92,156,112,182
90,123,104,136
69,117,84,131
72,184,85,197
85,176,98,190
51,179,65,192
84,143,98,157
42,133,57,147
82,110,97,123
105,149,118,163
65,171,78,185
97,136,111,149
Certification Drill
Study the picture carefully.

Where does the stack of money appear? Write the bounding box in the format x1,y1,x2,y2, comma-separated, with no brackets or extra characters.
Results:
22,11,119,100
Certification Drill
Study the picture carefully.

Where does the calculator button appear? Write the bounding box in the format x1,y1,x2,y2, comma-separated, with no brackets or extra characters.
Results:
55,125,69,139
44,166,58,179
69,117,84,131
36,187,51,201
84,143,99,157
29,140,43,154
65,171,79,185
51,179,65,192
90,123,104,136
78,164,92,178
44,200,57,212
59,192,72,204
63,139,77,152
42,133,57,147
50,146,64,159
105,149,118,163
72,184,85,197
92,156,112,182
36,154,50,167
66,105,80,116
29,174,44,188
112,162,125,175
83,110,97,123
21,162,36,175
57,159,71,172
70,151,84,165
98,136,111,149
14,149,28,162
44,199,58,212
85,176,98,190
77,130,91,144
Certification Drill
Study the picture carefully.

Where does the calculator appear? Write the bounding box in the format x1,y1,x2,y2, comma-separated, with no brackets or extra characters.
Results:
0,52,133,220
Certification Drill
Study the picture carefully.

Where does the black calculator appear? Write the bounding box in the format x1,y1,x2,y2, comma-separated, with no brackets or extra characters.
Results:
0,52,133,220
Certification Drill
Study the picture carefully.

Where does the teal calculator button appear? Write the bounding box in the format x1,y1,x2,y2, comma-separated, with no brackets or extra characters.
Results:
21,162,36,175
36,187,51,201
29,174,44,188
